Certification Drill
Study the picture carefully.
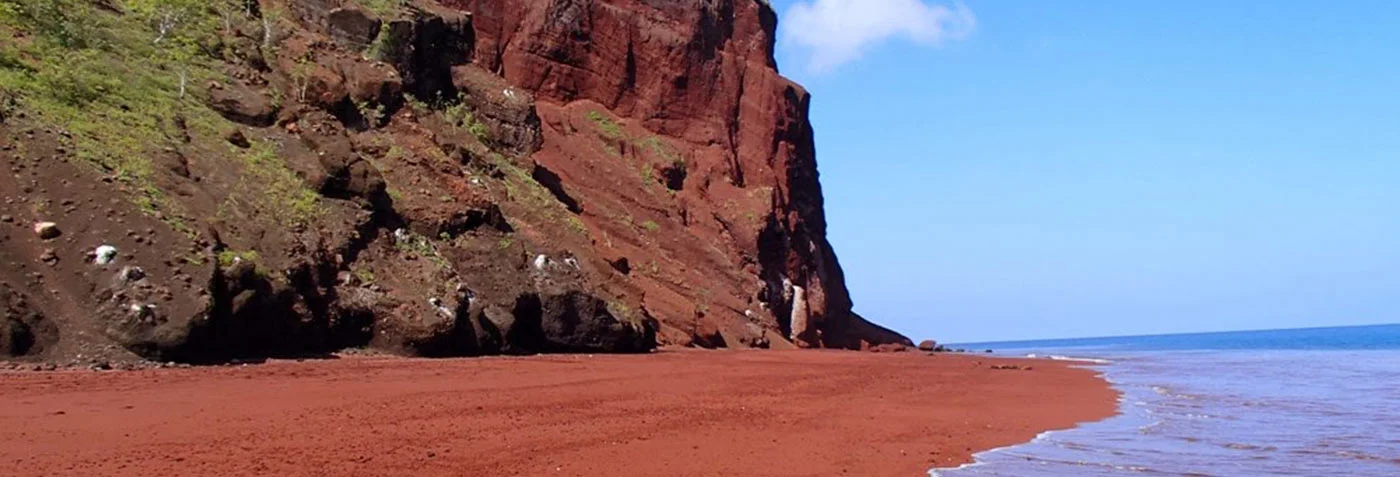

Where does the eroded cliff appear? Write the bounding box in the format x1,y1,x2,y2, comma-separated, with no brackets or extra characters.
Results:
0,0,907,365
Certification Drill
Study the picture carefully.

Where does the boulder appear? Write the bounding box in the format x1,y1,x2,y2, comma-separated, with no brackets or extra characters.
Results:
225,128,251,148
868,343,910,353
477,304,517,353
436,203,512,238
689,315,728,349
98,259,370,363
1,315,37,357
318,150,387,202
918,340,937,352
511,290,656,354
326,7,382,50
309,57,403,128
377,10,474,100
373,298,481,357
294,132,388,204
451,65,542,155
1,287,58,357
207,82,278,127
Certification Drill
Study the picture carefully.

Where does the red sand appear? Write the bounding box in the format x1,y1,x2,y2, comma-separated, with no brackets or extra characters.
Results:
0,350,1117,476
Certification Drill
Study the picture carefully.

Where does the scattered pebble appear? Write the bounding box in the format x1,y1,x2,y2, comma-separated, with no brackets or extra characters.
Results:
119,266,146,282
225,129,251,148
990,364,1033,371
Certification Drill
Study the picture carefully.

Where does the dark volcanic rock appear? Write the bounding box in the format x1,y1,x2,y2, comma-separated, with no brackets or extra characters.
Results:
512,290,656,354
1,288,58,357
451,65,541,155
326,7,382,50
378,9,474,101
97,259,372,363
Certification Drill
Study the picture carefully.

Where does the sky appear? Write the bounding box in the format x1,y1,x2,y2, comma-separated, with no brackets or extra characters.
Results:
769,0,1400,343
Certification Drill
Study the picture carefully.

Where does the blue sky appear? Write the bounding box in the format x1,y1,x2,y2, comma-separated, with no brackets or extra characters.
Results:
769,0,1400,342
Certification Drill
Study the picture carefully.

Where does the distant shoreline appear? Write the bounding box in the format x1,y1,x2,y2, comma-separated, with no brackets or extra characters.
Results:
0,349,1117,476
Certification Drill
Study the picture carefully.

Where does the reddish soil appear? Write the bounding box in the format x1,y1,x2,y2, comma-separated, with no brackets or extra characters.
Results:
0,351,1116,476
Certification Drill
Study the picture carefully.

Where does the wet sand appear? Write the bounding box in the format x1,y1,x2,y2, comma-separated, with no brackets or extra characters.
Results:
0,350,1116,476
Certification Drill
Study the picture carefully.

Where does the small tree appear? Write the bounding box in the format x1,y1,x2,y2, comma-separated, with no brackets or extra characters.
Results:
128,0,221,99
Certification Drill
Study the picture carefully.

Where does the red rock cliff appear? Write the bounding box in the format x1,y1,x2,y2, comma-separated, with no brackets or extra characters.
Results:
444,0,909,348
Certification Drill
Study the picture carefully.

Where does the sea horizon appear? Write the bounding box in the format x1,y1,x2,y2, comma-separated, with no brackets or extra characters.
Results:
952,322,1400,351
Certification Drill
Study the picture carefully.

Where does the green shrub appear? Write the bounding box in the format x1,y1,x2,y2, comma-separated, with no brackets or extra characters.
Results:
442,93,489,142
217,250,261,267
586,110,623,140
218,142,324,226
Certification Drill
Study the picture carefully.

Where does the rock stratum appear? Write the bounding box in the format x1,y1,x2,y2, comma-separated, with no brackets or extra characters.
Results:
0,0,909,364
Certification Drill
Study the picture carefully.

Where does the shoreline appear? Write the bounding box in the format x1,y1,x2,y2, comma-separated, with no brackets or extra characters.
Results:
928,358,1122,476
0,349,1117,476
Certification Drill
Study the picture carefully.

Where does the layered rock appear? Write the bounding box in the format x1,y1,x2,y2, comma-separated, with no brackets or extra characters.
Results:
446,0,907,348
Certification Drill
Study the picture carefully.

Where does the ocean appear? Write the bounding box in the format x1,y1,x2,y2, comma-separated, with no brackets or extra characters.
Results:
932,324,1400,476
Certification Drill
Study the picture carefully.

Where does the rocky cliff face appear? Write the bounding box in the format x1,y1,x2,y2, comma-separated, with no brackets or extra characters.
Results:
0,0,907,365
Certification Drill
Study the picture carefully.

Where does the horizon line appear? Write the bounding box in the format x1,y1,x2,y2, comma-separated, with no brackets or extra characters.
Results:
950,322,1400,347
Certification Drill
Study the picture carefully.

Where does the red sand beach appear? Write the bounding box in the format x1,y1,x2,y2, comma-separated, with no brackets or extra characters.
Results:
0,350,1116,476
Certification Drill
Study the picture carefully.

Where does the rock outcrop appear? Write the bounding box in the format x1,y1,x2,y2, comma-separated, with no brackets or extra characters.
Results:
0,0,907,365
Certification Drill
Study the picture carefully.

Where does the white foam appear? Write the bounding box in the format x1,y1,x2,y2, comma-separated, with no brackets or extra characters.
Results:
1047,355,1112,364
928,430,1060,476
1025,353,1111,364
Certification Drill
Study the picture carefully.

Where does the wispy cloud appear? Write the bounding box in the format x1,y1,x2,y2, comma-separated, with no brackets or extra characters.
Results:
780,0,976,72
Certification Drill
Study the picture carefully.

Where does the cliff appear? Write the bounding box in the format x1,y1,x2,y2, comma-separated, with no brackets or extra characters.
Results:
0,0,908,365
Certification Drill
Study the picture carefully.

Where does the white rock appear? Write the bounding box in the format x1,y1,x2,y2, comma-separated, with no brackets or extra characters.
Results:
33,222,60,239
563,257,579,269
434,302,454,318
129,303,155,318
93,245,118,265
789,285,810,344
533,254,548,270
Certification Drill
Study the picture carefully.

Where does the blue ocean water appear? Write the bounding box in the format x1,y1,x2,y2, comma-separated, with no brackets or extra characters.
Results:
932,324,1400,476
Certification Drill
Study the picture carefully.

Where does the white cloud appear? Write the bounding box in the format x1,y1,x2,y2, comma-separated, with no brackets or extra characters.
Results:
781,0,976,72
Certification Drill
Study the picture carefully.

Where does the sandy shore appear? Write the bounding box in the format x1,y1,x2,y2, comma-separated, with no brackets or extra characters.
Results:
0,350,1116,476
